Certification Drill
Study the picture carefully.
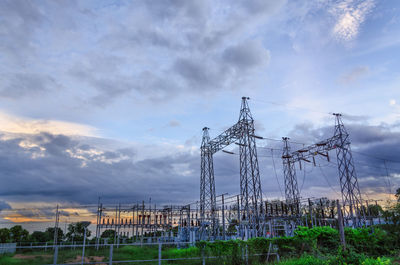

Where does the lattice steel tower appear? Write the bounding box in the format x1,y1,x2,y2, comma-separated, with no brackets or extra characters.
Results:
282,137,300,207
199,97,264,237
238,97,263,225
333,113,364,226
200,127,216,232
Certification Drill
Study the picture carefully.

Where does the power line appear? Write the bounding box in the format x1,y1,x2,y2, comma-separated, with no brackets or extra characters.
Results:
256,136,400,165
352,150,400,164
251,98,332,116
270,149,284,198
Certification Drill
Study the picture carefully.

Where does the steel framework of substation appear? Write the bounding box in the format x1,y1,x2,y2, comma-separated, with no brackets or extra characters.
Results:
93,97,370,244
200,97,264,239
281,113,365,227
200,97,366,239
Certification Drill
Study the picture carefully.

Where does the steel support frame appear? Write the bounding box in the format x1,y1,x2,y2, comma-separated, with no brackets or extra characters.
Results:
200,97,263,237
282,137,300,208
283,114,365,226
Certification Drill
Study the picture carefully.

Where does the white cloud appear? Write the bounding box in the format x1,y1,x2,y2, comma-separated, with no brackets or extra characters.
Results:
330,0,375,41
0,111,98,137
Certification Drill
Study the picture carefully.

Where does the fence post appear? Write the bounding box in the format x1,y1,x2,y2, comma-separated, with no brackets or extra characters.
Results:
53,245,58,265
202,246,205,265
158,243,162,265
109,244,113,265
245,245,248,265
336,200,346,250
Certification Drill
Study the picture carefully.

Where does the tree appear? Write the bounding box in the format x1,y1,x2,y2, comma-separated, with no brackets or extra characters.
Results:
396,188,400,202
367,204,383,217
66,222,91,242
30,231,47,243
0,228,10,243
101,229,116,239
10,225,29,243
45,227,64,242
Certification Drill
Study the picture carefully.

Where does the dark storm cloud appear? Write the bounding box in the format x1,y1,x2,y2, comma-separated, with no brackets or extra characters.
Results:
1,117,399,207
0,132,200,205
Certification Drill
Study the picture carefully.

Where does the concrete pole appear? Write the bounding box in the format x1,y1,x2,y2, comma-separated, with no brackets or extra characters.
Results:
109,244,113,265
53,245,58,265
336,200,346,250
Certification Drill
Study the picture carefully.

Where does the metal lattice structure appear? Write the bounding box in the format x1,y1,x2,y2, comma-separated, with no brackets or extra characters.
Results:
333,113,364,227
282,113,365,226
200,97,264,237
200,127,217,234
282,137,300,208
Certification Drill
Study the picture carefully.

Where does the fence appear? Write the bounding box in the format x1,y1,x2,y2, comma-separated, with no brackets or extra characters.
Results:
0,241,280,265
0,243,16,254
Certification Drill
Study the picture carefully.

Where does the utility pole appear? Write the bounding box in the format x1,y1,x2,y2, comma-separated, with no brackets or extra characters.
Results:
53,205,60,248
336,200,346,250
222,194,226,240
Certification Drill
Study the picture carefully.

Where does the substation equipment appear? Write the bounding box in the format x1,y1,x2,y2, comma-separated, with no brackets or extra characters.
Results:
95,97,368,243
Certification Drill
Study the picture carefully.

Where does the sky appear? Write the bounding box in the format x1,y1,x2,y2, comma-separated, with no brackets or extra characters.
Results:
0,0,400,229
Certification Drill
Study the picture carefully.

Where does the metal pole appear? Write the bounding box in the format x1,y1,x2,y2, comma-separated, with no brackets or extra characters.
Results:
158,243,162,265
81,227,87,265
53,205,59,249
222,194,226,240
237,195,240,238
109,244,113,265
53,245,58,265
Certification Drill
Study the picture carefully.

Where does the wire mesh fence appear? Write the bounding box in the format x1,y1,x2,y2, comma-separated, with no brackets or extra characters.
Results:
0,241,279,265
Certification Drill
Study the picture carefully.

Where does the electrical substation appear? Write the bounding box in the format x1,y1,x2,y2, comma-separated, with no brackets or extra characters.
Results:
91,97,379,245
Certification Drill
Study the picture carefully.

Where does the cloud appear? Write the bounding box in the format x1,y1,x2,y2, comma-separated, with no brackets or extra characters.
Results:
0,0,43,65
0,132,200,205
0,118,399,208
166,120,181,127
173,57,224,89
222,40,270,71
0,111,98,137
330,0,375,41
340,66,369,84
0,73,59,99
0,201,12,212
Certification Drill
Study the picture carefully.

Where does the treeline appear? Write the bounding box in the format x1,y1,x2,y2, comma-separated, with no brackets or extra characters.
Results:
0,221,91,244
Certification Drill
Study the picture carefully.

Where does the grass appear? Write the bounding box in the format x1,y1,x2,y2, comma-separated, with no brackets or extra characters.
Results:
0,244,204,265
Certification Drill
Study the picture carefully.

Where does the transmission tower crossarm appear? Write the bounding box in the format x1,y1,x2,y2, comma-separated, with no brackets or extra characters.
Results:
287,134,341,164
207,121,244,154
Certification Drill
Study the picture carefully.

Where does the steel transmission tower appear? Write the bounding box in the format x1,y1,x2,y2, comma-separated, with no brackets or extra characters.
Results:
200,97,264,237
282,137,300,208
200,127,216,234
333,113,364,227
238,97,263,226
282,113,365,226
